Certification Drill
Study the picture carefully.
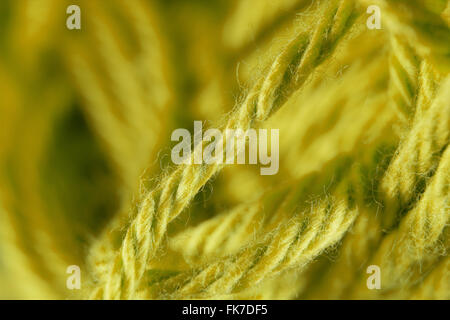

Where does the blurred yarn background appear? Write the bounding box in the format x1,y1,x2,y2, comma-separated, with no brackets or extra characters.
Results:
0,0,448,299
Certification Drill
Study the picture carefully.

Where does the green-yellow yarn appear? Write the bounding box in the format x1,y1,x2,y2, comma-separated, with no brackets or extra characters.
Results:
0,0,448,300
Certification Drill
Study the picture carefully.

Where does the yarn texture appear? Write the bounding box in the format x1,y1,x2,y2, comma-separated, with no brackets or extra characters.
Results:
0,0,448,300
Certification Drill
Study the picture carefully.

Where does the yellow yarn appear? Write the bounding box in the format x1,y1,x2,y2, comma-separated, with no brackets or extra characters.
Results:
0,0,448,300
